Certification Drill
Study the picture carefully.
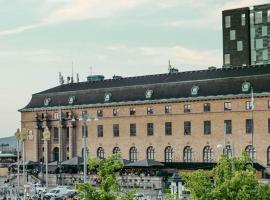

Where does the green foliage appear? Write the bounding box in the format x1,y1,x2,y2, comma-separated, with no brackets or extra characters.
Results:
183,153,270,200
76,154,136,200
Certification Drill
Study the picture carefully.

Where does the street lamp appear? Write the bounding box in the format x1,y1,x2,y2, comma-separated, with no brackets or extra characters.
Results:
20,128,28,186
170,173,183,199
43,127,51,189
15,128,21,187
79,113,98,183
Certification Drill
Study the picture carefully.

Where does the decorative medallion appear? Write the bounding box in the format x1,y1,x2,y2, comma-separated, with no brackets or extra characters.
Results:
104,93,111,102
145,89,153,99
191,85,199,96
44,97,51,106
242,81,250,92
68,96,75,105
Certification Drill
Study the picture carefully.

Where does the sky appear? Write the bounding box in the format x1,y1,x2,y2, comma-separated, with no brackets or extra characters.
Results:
0,0,269,138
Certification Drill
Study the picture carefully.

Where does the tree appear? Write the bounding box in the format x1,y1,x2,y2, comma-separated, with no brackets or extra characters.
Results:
183,153,270,200
75,154,136,200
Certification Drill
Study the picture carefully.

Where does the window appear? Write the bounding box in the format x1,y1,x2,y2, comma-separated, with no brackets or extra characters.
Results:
224,54,230,64
204,121,211,135
113,147,121,157
225,16,231,28
147,123,154,136
97,125,103,137
224,145,232,158
164,146,173,162
263,50,268,61
130,108,136,115
97,110,103,117
241,13,245,26
245,145,256,161
129,147,138,162
268,10,270,22
246,119,253,134
82,125,88,138
268,100,270,108
130,123,136,136
184,121,191,135
230,30,236,40
81,147,89,158
184,104,191,113
255,11,262,24
53,127,59,141
237,41,243,51
183,146,193,162
256,39,263,49
246,101,253,110
165,122,172,135
262,26,267,36
203,146,214,162
268,118,270,133
97,147,105,159
53,112,59,120
224,120,232,134
146,146,155,160
147,107,154,115
267,146,270,166
113,108,119,117
165,105,172,114
113,124,119,137
224,102,232,111
204,103,211,112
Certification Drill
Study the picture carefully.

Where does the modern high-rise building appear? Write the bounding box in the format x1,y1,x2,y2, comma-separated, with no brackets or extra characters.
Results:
222,4,270,67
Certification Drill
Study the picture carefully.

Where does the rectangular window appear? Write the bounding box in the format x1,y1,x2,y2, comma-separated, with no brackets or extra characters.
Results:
268,119,270,133
147,107,154,115
97,110,103,117
130,108,136,115
225,16,231,28
130,123,136,136
204,121,211,135
262,26,267,36
147,123,154,136
165,105,172,114
184,104,191,113
246,101,253,110
113,124,119,137
53,112,59,120
224,120,232,134
204,103,211,112
230,30,236,40
263,50,268,61
165,122,172,135
237,41,243,51
82,125,88,138
241,13,246,26
224,102,232,111
113,108,119,117
224,54,230,64
53,127,59,140
97,125,103,137
255,11,262,24
256,39,263,49
268,10,270,22
184,121,191,135
246,119,253,134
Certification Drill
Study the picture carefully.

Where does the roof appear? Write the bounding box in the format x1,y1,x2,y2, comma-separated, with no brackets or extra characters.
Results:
21,64,270,111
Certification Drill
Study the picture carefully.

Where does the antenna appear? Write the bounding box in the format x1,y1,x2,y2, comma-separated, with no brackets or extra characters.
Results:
168,59,172,69
71,61,74,83
59,72,64,85
76,73,80,83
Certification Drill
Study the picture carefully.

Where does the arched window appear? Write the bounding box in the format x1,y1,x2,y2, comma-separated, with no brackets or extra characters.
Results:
97,147,105,159
52,147,59,162
183,146,193,162
164,146,173,162
146,146,155,160
112,147,121,159
203,146,214,162
224,145,232,158
267,146,270,166
129,147,138,162
245,145,256,161
81,147,89,158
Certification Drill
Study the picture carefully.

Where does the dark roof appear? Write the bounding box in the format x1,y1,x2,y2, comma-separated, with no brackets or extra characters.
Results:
21,64,270,110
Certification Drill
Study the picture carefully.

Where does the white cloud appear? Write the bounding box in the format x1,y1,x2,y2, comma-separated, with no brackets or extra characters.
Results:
0,23,46,36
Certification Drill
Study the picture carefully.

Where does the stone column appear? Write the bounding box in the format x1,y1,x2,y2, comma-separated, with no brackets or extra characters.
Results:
58,125,63,162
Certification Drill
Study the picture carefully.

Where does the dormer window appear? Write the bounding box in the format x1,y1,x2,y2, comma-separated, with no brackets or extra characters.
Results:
191,86,199,96
145,89,153,99
104,93,111,102
242,81,251,92
44,97,51,106
68,96,75,105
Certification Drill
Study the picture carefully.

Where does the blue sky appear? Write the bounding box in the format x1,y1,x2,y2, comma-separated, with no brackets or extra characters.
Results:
0,0,269,137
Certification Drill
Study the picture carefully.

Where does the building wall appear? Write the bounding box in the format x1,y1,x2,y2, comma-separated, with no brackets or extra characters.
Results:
21,97,270,167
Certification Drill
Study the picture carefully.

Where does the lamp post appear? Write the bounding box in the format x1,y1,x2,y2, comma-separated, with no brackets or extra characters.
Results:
15,129,21,187
79,113,98,183
20,128,28,186
43,127,51,189
170,173,183,199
